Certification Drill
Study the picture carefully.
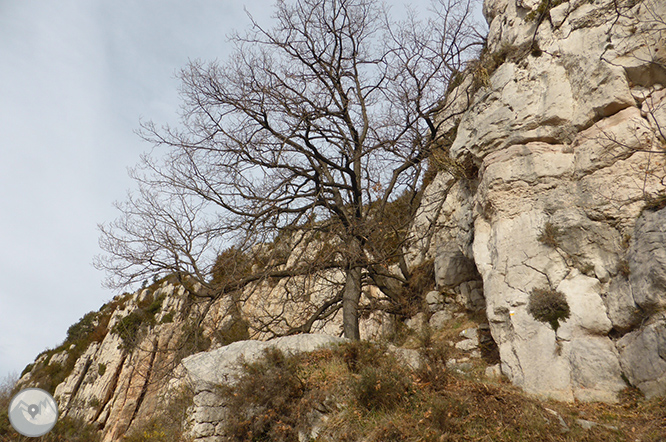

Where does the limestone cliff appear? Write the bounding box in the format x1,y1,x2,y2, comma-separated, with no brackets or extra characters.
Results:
410,0,666,401
14,0,666,439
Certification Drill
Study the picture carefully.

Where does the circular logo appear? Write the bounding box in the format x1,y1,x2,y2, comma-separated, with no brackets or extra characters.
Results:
8,388,59,437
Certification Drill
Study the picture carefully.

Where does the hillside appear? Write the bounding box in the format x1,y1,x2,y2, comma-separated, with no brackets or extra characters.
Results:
4,0,666,440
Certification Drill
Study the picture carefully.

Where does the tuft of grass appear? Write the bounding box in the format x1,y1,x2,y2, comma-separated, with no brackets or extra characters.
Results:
538,222,562,248
617,259,631,278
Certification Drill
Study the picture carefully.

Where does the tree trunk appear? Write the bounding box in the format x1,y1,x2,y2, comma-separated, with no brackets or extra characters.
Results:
342,265,362,340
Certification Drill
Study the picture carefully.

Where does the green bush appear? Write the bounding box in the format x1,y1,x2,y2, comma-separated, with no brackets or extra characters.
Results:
112,293,165,352
527,287,571,332
66,311,98,344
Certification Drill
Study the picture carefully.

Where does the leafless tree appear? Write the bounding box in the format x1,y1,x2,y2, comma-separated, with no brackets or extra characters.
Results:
96,0,483,340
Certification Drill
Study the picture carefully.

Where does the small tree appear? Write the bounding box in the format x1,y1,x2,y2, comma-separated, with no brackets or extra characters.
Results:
96,0,483,339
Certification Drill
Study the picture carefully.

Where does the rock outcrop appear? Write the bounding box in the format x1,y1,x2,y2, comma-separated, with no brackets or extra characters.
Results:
14,0,666,440
410,0,666,401
181,334,343,441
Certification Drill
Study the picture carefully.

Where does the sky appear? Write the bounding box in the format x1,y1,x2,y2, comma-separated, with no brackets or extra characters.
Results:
0,0,485,381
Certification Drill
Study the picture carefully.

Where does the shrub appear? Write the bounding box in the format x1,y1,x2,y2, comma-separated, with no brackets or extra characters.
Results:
112,310,146,351
352,364,413,412
98,363,107,377
217,347,308,441
340,340,387,374
527,287,571,332
112,293,165,352
525,0,565,22
211,315,250,347
538,222,561,248
66,311,98,344
175,320,212,363
159,310,174,324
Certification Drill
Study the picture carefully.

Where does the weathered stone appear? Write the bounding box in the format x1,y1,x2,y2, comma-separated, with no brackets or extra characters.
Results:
455,339,478,352
606,277,642,332
192,422,216,437
425,290,443,312
557,271,612,336
460,327,478,341
194,391,224,407
429,310,453,330
569,337,625,403
628,207,666,311
485,363,502,379
405,312,427,333
183,334,344,391
388,346,422,371
617,316,666,398
434,243,479,289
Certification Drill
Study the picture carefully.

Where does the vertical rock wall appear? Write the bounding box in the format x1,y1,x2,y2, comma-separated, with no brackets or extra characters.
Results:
412,0,666,401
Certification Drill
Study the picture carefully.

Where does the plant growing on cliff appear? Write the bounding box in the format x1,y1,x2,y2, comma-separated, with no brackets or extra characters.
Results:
537,222,561,248
95,0,484,340
527,287,570,332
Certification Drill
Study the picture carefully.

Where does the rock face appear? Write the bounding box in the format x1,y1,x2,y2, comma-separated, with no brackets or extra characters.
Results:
15,1,666,440
410,0,666,401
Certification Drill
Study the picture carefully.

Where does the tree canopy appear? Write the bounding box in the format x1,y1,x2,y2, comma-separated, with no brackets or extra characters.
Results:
96,0,483,339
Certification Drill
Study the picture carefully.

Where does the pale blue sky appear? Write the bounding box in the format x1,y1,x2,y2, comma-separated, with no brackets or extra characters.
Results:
0,0,485,380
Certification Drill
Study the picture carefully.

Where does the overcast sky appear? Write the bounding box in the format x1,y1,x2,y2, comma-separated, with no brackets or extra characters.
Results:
0,0,484,381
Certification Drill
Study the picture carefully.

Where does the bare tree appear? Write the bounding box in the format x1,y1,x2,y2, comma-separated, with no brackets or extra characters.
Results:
96,0,483,340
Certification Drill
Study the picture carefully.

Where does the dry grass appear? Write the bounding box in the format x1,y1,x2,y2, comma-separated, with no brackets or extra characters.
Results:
213,330,666,442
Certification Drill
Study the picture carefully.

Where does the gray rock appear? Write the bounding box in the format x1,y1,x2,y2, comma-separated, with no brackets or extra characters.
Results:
545,408,570,434
429,310,453,330
192,422,216,437
455,339,478,352
569,337,625,403
182,333,344,438
617,316,666,398
606,277,642,332
183,334,344,391
388,346,422,371
576,418,618,431
434,243,479,289
194,391,224,407
194,406,227,424
460,327,478,341
405,313,427,333
425,290,443,311
485,364,502,379
628,207,666,311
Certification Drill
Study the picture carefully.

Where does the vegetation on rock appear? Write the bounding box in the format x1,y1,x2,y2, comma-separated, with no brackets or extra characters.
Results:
528,287,571,332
